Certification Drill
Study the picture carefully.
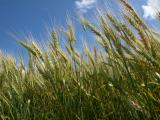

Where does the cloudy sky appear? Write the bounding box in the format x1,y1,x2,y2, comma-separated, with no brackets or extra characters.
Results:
142,0,160,19
75,0,97,13
0,0,159,57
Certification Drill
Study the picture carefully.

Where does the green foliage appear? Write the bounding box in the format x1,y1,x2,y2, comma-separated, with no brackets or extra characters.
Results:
0,1,160,120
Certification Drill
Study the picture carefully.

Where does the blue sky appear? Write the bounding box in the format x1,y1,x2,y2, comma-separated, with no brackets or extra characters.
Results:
0,0,159,58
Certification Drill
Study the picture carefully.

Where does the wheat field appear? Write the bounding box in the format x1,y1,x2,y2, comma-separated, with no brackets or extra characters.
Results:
0,0,160,120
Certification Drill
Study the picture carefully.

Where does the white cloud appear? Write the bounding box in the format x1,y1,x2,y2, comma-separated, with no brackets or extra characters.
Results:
75,0,96,13
142,0,160,19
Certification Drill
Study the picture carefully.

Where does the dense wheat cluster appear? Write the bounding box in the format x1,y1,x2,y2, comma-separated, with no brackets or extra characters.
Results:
0,0,160,120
